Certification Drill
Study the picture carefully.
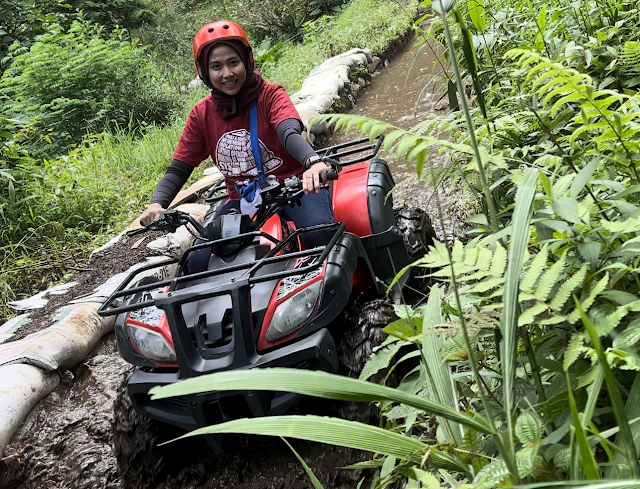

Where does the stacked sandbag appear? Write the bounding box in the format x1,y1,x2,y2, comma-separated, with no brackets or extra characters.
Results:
291,48,381,142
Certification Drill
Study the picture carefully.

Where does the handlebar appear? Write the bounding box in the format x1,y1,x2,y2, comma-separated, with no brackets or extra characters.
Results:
130,136,381,239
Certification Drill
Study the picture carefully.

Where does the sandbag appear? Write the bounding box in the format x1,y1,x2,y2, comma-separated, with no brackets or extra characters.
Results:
0,315,32,344
0,301,115,371
146,203,210,259
7,282,78,312
0,364,60,453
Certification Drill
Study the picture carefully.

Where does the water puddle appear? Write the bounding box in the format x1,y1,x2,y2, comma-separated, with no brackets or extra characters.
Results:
324,31,469,241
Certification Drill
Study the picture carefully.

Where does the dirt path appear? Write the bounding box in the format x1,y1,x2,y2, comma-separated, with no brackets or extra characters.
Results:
1,239,370,489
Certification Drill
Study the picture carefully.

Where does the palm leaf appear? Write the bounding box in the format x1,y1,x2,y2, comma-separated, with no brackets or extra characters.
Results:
501,168,539,467
607,374,640,478
149,368,494,434
577,299,640,478
162,415,469,473
281,438,326,489
566,370,600,479
422,284,464,445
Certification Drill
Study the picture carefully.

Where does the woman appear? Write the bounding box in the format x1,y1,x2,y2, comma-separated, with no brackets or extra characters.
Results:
140,20,334,249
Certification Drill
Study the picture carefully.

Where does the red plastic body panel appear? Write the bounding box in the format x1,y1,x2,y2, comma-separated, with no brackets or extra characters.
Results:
259,213,302,252
259,213,284,249
332,162,371,237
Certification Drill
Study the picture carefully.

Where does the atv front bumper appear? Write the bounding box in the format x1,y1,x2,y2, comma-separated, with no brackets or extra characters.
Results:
127,328,338,431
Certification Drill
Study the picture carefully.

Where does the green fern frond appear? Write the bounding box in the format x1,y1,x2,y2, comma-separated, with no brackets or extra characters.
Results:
563,333,587,370
489,243,507,277
619,41,640,75
518,301,549,326
534,253,567,302
549,265,588,312
520,244,549,293
551,174,575,198
594,300,640,337
567,273,609,324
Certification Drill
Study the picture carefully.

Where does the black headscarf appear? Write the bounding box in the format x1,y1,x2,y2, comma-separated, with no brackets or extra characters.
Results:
200,39,266,119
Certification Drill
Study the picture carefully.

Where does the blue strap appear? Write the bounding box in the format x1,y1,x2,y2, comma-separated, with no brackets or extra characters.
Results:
249,101,266,184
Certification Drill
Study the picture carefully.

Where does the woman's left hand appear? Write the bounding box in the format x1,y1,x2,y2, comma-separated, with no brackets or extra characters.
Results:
302,162,328,194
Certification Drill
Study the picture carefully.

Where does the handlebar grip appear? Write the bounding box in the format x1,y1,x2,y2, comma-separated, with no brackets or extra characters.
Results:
326,168,339,181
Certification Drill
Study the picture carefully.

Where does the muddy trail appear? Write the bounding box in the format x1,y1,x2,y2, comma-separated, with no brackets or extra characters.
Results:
1,31,465,489
0,237,372,489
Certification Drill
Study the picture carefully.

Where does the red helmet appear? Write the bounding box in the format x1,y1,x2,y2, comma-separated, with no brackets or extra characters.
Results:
193,21,254,89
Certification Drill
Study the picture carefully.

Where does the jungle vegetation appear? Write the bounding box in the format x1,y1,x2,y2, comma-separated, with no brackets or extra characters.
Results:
151,0,640,486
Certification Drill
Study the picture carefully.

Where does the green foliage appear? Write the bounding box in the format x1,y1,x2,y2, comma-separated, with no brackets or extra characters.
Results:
0,0,155,62
133,0,229,88
230,0,311,37
0,17,181,157
0,119,191,320
260,0,419,91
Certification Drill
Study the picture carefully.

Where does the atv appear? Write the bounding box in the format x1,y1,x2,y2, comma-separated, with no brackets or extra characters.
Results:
98,136,435,483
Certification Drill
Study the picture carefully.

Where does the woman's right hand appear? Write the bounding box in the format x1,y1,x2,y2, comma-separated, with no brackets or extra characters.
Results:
140,203,166,226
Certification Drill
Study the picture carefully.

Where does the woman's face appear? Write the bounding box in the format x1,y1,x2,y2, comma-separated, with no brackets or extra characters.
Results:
208,44,247,96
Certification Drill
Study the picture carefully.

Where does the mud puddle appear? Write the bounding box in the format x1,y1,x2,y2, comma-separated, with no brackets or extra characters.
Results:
1,334,128,489
324,27,471,242
1,332,368,489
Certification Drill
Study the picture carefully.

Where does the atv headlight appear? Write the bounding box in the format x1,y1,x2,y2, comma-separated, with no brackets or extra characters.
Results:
266,281,322,342
125,323,177,363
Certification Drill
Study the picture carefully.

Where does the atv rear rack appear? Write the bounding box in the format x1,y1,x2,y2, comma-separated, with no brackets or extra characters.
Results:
97,221,346,317
317,135,384,165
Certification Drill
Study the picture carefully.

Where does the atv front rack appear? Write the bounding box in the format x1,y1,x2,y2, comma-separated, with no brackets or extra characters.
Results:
97,221,346,317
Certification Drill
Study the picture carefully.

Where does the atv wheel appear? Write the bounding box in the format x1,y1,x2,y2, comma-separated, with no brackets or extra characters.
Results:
112,379,164,488
394,206,436,259
394,206,437,300
337,295,398,422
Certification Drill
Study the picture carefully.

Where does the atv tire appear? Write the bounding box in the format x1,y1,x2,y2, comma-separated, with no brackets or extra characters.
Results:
337,295,399,423
394,206,436,260
112,379,164,488
394,206,437,301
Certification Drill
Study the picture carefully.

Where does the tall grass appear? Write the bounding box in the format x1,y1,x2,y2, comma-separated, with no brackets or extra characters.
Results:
0,98,210,320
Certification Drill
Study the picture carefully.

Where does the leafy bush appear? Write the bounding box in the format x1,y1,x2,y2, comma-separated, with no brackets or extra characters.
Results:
64,0,156,29
259,0,419,91
0,0,155,63
0,118,192,320
0,17,181,157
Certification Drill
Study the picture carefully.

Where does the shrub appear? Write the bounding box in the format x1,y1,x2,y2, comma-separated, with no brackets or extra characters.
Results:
230,0,310,38
0,0,155,64
0,17,181,157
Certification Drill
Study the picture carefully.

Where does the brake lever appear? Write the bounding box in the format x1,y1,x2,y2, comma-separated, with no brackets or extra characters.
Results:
126,227,149,237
